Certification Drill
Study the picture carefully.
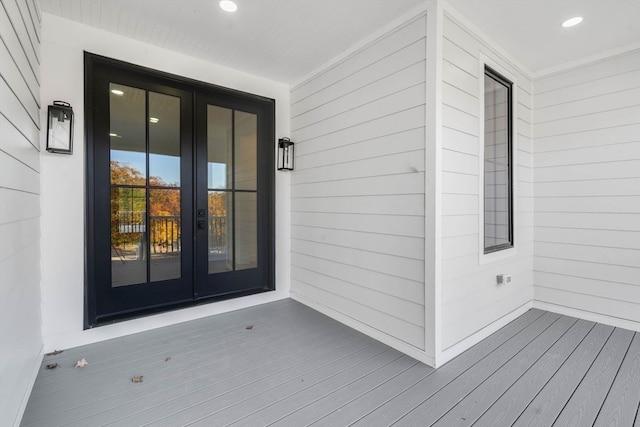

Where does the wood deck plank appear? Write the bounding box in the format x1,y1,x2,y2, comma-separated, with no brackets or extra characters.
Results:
20,301,637,427
553,328,635,427
594,332,640,427
430,315,578,427
473,319,595,427
512,323,615,427
350,311,555,427
269,357,420,427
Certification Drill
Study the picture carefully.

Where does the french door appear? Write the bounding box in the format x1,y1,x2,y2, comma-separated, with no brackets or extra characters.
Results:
86,54,274,326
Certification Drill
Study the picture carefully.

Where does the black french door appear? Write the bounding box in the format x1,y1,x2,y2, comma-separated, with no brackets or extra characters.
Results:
86,54,274,326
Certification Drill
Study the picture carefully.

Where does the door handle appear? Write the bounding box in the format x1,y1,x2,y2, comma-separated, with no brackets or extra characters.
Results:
197,220,206,230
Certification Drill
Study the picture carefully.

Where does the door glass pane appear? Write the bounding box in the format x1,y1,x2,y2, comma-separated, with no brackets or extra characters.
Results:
111,187,147,287
110,84,146,184
208,191,232,273
207,105,232,190
149,92,181,186
149,189,181,282
235,192,257,270
235,111,257,190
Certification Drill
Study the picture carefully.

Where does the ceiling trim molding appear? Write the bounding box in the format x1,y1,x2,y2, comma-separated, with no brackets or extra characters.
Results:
533,42,640,79
440,0,533,79
290,2,429,90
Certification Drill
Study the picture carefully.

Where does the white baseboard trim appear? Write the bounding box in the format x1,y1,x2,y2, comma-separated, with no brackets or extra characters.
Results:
14,345,44,427
533,301,640,332
435,300,534,367
291,293,436,367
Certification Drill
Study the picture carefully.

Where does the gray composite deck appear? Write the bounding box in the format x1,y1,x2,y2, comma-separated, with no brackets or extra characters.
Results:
22,299,640,427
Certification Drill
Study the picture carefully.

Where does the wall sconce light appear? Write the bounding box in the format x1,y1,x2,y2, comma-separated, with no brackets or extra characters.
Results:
46,101,74,154
277,137,294,171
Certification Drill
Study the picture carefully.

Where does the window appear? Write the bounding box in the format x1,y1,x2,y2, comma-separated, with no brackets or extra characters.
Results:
483,65,513,253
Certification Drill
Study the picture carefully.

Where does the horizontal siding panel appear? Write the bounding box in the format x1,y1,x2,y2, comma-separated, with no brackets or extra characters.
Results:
535,242,640,268
295,127,424,169
292,42,425,120
442,126,478,156
293,84,425,142
442,234,477,260
442,215,478,238
442,285,533,350
291,172,424,199
0,217,40,262
291,225,424,260
534,51,640,94
291,252,424,303
0,187,39,225
293,150,425,184
291,265,424,327
292,239,424,283
23,0,41,43
0,240,40,301
535,227,640,250
443,36,477,75
291,16,426,103
534,123,640,153
443,82,478,118
535,212,640,232
535,256,639,286
441,254,478,282
443,104,478,136
535,195,640,214
535,178,640,197
294,105,425,156
442,148,478,175
442,194,478,216
291,194,424,216
535,286,640,323
535,87,640,124
6,0,39,62
0,39,39,122
443,258,533,305
291,212,424,238
442,171,478,195
291,282,425,348
518,87,532,109
535,106,640,139
534,160,640,182
0,113,39,169
0,78,38,138
0,150,39,193
443,60,478,98
534,271,639,304
0,2,39,83
535,70,640,109
534,141,640,168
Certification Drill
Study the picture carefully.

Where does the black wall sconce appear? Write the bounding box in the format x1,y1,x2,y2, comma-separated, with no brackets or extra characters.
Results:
277,137,294,171
46,101,74,154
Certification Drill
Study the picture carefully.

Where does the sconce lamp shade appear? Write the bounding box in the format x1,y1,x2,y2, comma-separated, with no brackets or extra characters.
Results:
278,137,294,171
46,101,74,154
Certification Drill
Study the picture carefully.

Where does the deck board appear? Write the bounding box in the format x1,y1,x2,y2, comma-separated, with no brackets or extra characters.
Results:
21,299,640,427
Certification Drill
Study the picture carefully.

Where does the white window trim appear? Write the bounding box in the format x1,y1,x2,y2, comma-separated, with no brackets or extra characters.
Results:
478,53,518,265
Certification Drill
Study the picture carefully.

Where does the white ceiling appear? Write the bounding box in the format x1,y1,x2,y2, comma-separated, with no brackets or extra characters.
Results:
38,0,640,84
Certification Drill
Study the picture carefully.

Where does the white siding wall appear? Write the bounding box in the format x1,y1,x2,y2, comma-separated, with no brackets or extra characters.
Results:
439,11,534,355
533,50,640,330
290,16,428,354
0,0,43,425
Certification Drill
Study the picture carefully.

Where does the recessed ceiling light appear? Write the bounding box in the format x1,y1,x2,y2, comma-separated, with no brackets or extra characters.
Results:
109,133,118,137
562,17,583,28
219,0,237,12
111,89,124,96
149,117,159,123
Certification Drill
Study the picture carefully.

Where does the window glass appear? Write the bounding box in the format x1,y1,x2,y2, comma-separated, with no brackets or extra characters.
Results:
484,66,513,253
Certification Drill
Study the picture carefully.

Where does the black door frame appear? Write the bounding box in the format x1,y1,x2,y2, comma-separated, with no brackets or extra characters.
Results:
85,53,275,327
